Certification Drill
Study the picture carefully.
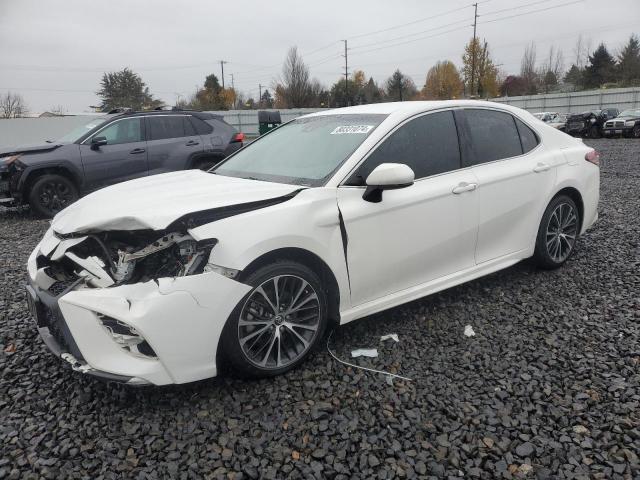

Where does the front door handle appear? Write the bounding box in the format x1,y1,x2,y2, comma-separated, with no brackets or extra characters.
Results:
452,182,477,194
533,162,550,173
129,148,146,154
186,140,200,146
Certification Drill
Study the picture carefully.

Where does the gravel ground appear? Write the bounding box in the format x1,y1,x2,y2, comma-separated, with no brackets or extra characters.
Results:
1,139,638,480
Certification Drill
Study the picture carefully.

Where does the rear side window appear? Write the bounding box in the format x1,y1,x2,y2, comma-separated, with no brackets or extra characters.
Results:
515,118,539,153
148,116,189,140
189,116,214,134
464,109,522,165
347,110,461,185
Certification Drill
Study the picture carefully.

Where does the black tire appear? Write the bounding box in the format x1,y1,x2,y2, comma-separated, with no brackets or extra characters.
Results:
632,125,640,139
589,126,600,139
218,260,328,378
28,174,79,218
533,195,580,270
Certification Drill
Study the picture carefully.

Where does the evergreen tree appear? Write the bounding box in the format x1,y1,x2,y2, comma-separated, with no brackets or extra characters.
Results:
617,34,640,86
97,68,161,111
583,43,617,88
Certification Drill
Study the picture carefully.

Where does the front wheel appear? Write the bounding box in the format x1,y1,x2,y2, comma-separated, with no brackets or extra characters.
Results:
219,261,328,377
28,174,79,218
632,125,640,139
533,195,580,270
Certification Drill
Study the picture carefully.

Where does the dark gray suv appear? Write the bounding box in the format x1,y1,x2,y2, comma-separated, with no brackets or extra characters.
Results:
0,110,244,217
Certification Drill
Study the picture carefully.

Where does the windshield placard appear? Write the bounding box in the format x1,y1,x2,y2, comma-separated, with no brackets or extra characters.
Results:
330,125,375,135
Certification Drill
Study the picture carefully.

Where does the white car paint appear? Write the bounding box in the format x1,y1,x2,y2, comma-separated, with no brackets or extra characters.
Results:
27,100,599,385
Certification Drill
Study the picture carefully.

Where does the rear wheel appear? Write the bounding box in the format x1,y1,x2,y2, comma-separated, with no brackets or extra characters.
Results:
28,174,78,218
219,261,328,377
533,195,580,269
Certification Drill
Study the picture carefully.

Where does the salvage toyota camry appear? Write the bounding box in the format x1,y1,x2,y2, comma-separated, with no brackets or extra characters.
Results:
26,101,600,385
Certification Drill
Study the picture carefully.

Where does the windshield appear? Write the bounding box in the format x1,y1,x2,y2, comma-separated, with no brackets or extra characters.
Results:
57,116,110,143
619,109,640,117
213,114,387,186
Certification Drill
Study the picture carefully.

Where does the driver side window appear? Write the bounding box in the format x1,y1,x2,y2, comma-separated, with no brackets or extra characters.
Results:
345,110,461,186
95,118,143,145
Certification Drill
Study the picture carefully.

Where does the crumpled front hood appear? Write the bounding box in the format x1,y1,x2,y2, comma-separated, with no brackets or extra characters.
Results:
0,143,63,157
52,170,302,234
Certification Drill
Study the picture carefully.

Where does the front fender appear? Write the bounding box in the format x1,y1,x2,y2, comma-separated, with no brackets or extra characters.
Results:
188,188,352,312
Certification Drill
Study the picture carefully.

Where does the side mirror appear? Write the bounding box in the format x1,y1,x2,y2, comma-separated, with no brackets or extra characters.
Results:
90,136,107,150
362,163,414,203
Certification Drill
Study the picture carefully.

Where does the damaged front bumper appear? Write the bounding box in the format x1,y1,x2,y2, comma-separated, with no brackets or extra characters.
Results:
27,228,251,385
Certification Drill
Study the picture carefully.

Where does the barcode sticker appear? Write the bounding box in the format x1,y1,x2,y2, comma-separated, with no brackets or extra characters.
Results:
330,125,374,135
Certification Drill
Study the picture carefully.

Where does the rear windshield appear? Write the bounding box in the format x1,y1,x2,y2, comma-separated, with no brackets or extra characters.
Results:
213,114,387,186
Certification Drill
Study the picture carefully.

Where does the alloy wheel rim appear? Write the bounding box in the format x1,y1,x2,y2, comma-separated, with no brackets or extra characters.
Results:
39,181,73,213
546,202,578,263
238,275,320,369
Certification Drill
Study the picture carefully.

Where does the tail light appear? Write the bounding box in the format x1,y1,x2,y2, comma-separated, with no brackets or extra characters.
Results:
585,149,600,166
232,132,245,143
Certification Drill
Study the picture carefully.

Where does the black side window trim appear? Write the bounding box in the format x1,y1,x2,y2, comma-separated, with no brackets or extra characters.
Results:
343,108,464,186
456,108,541,167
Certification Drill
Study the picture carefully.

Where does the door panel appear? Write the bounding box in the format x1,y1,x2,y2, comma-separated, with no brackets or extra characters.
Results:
146,116,204,175
79,118,148,190
472,148,557,263
338,169,479,307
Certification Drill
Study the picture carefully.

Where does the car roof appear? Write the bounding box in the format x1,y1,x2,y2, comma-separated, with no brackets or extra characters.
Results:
112,110,224,121
302,100,530,121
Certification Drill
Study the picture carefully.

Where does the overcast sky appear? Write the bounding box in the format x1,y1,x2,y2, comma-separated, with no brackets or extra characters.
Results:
1,0,639,113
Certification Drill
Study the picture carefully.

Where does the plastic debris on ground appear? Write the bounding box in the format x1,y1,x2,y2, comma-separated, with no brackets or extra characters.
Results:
380,333,399,343
464,325,476,337
351,348,378,358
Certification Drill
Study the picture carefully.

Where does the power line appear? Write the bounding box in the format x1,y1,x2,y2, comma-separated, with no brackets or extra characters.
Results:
349,25,471,56
349,18,472,51
480,0,558,17
479,0,585,24
347,3,474,40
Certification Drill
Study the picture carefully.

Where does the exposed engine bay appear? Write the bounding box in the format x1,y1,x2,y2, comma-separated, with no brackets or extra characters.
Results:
38,230,218,289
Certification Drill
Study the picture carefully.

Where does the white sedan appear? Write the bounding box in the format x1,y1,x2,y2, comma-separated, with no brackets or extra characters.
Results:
26,101,600,385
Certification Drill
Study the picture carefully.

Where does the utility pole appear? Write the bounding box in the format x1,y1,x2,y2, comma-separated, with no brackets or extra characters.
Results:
470,3,478,98
229,73,235,108
259,84,263,108
220,60,227,89
342,40,349,106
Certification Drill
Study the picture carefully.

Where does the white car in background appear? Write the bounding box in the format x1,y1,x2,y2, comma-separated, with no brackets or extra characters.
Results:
533,111,567,131
26,101,600,385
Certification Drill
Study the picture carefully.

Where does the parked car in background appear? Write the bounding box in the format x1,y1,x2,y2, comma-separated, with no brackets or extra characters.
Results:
565,108,619,138
0,110,243,217
533,112,567,132
602,109,640,138
25,101,599,385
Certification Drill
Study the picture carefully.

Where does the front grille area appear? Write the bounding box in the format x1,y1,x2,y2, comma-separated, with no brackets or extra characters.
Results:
615,121,625,127
47,280,77,297
40,303,71,353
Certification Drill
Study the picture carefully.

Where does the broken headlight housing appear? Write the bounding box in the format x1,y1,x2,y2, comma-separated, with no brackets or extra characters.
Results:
44,230,218,288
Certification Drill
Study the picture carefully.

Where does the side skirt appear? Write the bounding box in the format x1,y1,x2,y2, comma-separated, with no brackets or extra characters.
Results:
339,249,529,324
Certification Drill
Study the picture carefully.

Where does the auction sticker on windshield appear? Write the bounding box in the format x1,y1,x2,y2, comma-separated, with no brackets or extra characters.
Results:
330,125,375,135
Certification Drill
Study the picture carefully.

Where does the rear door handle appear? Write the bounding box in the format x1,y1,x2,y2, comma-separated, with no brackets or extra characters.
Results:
186,140,200,146
533,162,550,173
452,182,477,194
129,148,145,154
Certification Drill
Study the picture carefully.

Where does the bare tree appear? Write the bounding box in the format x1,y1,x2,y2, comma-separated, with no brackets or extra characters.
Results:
573,34,592,70
279,46,312,107
49,105,66,116
520,42,538,94
0,91,29,118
